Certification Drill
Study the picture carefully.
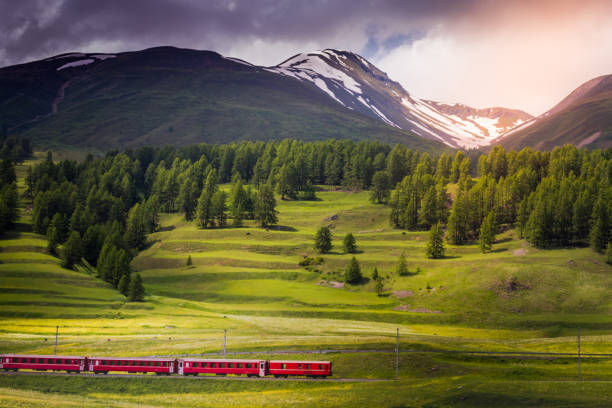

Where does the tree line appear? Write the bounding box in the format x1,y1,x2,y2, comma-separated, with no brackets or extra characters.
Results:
28,140,612,297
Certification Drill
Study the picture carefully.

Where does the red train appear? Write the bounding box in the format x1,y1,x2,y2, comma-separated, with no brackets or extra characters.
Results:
1,354,332,378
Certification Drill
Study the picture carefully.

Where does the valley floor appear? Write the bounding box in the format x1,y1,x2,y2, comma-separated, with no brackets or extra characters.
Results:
0,162,611,407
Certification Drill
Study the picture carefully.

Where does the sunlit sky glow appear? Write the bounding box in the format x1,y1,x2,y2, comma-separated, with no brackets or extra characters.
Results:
1,0,610,115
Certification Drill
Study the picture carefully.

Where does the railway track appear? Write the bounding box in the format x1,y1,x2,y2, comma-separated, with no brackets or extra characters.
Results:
0,371,388,382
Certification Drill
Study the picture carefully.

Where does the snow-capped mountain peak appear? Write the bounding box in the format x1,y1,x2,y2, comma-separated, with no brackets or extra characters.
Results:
265,49,532,148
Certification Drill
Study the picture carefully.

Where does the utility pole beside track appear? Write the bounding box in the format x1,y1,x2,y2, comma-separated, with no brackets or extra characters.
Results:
224,329,227,359
54,326,58,355
578,327,581,380
396,328,399,379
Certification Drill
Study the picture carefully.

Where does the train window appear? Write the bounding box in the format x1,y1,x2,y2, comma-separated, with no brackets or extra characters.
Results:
281,364,286,369
298,364,302,369
139,361,144,366
155,362,160,367
21,358,26,363
211,363,216,368
228,363,233,368
319,364,323,370
219,363,224,368
193,362,198,368
237,363,242,368
306,364,310,369
29,358,34,363
47,359,53,364
163,362,167,367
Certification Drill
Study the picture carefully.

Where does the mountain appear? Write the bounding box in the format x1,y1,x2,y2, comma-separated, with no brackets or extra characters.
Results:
0,47,448,153
494,75,612,150
265,49,532,148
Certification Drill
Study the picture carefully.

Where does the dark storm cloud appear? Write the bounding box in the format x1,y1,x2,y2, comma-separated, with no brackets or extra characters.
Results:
0,0,482,67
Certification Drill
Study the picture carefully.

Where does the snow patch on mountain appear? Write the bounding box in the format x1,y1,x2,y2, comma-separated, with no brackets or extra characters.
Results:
57,59,95,71
266,49,532,148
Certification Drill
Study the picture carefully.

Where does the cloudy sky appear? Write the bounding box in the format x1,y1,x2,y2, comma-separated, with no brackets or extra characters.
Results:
1,0,611,115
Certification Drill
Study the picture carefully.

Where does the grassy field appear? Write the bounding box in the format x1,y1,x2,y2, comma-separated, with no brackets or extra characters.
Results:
1,163,611,406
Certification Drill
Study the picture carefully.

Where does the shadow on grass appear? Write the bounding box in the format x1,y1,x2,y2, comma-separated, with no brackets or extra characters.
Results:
489,248,508,253
158,225,176,232
265,225,297,232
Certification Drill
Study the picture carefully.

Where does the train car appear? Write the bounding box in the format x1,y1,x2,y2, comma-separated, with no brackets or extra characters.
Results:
179,358,267,377
88,356,176,375
268,360,332,378
0,354,86,373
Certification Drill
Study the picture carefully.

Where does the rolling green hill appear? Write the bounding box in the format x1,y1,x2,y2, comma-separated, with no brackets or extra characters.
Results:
1,159,611,407
495,75,612,150
1,47,447,153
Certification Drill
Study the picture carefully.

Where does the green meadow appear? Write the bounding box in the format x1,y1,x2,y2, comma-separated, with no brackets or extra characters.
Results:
1,164,611,407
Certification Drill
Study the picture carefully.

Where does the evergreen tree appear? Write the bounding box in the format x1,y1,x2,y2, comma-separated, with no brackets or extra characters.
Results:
314,226,333,253
61,231,83,269
419,186,438,228
375,276,384,296
372,267,379,281
196,169,217,228
118,274,131,296
426,222,445,259
230,178,248,225
344,256,362,284
125,203,146,249
186,255,193,266
606,242,612,265
46,221,60,255
517,198,528,239
370,170,391,204
211,190,227,227
396,254,409,276
255,183,278,227
478,211,496,253
343,233,357,254
590,196,610,253
128,273,145,301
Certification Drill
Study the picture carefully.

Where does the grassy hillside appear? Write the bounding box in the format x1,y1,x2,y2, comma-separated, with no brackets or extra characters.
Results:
1,165,611,407
2,47,448,154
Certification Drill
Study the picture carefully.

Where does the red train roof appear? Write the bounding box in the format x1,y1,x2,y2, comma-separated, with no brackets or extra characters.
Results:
1,354,85,359
88,356,176,361
180,358,265,363
269,360,331,364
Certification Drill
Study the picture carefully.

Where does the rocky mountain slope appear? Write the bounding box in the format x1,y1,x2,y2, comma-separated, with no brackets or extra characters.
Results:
265,49,532,148
494,75,612,150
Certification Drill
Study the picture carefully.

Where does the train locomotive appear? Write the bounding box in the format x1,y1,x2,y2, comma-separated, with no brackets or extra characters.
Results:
1,354,332,378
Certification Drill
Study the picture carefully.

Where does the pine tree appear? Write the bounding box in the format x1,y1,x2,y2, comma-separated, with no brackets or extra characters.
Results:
375,277,384,296
606,242,612,265
343,233,357,253
255,183,278,227
128,273,145,302
314,226,333,253
478,211,496,253
372,267,379,281
61,231,83,270
344,256,362,284
396,254,409,276
196,169,217,228
118,274,130,296
419,186,438,228
590,196,610,253
211,190,227,227
426,222,445,259
370,171,391,204
517,198,528,239
186,255,193,266
125,203,146,249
